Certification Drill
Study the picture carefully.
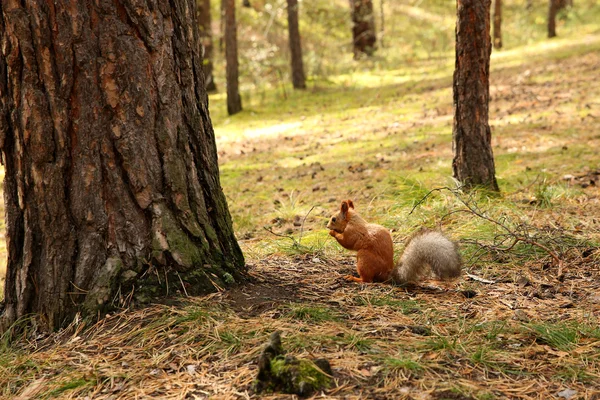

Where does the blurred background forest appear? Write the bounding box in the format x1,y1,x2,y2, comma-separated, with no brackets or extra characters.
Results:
208,0,598,113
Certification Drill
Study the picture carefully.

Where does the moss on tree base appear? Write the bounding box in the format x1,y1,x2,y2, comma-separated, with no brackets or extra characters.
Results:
255,331,332,397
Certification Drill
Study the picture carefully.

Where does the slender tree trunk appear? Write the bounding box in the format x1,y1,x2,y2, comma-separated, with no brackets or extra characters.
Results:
548,0,571,38
349,0,377,59
452,0,499,192
379,0,385,48
548,0,559,37
493,0,502,49
223,0,242,114
0,0,245,332
286,0,306,89
198,0,217,92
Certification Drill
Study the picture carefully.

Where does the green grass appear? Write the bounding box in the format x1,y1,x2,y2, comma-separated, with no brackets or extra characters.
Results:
284,304,341,323
44,377,96,398
525,322,580,351
383,356,425,376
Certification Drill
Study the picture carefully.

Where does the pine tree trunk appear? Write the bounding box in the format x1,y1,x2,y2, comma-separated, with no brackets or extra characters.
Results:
493,0,502,49
198,0,217,92
548,0,559,37
223,0,242,115
548,0,570,38
286,0,306,89
0,0,245,332
452,0,499,192
349,0,377,59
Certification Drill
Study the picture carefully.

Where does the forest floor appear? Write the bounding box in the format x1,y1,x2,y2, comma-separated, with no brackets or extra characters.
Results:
2,28,600,400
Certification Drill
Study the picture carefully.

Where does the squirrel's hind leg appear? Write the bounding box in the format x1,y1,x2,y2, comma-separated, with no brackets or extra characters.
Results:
344,275,372,283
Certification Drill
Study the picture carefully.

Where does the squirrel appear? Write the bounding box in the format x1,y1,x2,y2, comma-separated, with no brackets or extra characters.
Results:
327,199,462,284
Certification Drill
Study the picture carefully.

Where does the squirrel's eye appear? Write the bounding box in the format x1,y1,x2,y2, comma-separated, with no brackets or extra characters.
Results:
332,217,336,222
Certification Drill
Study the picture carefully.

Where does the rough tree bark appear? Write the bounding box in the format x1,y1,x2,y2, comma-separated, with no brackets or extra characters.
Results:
0,0,245,332
452,0,499,192
493,0,502,49
198,0,217,91
349,0,376,59
223,0,242,114
286,0,306,89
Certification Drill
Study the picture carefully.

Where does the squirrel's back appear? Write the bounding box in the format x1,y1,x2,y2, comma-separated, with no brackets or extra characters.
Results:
393,228,461,283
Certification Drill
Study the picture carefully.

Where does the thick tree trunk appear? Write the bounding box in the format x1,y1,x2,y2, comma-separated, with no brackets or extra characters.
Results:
223,0,242,115
198,0,217,92
349,0,377,59
0,0,245,332
286,0,306,89
452,0,499,192
493,0,502,49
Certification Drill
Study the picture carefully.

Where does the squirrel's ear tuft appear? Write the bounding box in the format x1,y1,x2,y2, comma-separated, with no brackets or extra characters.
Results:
347,199,354,209
341,201,349,214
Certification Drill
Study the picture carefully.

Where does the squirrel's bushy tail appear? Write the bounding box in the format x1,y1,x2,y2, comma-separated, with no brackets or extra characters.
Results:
391,228,462,283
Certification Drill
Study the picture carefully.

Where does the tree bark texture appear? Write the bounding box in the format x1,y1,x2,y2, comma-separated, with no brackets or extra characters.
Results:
0,0,245,332
198,0,217,92
286,0,306,89
452,0,499,192
223,0,242,115
493,0,502,49
349,0,376,59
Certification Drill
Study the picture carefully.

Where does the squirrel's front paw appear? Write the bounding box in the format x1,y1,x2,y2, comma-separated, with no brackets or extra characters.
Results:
344,274,359,282
329,230,337,237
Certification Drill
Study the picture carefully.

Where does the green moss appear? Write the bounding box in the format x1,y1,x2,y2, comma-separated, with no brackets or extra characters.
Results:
268,356,331,394
82,257,123,315
152,207,204,269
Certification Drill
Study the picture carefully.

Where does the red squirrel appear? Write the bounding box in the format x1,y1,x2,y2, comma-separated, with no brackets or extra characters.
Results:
327,200,462,284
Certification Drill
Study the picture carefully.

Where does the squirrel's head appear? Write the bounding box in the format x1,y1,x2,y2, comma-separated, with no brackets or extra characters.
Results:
326,199,354,233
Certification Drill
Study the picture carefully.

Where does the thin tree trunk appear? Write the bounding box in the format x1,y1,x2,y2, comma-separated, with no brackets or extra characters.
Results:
198,0,217,92
548,0,571,38
223,0,242,114
349,0,377,59
0,0,245,332
286,0,306,89
548,0,559,37
380,0,385,48
452,0,499,192
493,0,502,49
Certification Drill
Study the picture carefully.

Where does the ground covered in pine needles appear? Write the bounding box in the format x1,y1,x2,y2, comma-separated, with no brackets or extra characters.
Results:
2,8,600,400
2,252,599,399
